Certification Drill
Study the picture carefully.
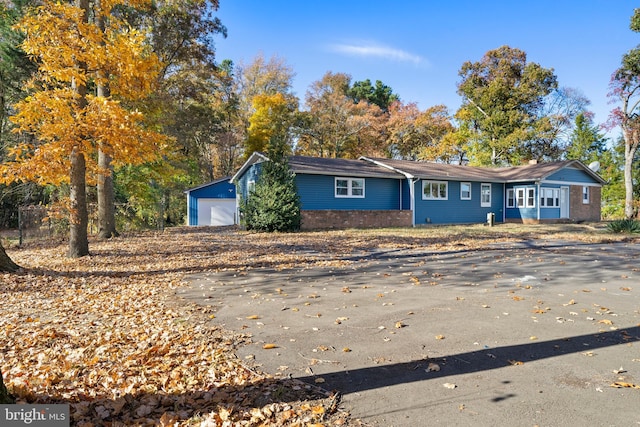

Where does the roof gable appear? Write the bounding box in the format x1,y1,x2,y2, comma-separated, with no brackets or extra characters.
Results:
185,177,233,193
492,160,606,184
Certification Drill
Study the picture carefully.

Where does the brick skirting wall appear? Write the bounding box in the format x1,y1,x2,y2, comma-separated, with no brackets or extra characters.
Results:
301,210,413,230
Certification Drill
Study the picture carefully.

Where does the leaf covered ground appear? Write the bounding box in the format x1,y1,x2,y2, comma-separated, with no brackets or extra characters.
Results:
0,223,633,426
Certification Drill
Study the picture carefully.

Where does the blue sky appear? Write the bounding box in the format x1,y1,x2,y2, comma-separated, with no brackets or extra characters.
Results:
213,1,638,137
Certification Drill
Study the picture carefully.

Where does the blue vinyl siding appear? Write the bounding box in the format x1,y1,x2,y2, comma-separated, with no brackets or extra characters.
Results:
187,179,236,225
295,174,402,210
547,167,598,184
505,184,537,221
401,180,412,210
538,183,561,220
236,163,262,200
414,180,504,224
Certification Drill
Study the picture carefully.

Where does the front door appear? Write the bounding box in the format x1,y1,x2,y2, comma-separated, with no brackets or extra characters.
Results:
560,187,569,219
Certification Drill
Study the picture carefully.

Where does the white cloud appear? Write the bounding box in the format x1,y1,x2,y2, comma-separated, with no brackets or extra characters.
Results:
328,41,427,65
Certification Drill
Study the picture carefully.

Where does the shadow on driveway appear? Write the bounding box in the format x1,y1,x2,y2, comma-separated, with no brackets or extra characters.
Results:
297,327,640,394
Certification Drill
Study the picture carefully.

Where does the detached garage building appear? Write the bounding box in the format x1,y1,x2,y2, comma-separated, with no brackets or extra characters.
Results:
185,178,237,226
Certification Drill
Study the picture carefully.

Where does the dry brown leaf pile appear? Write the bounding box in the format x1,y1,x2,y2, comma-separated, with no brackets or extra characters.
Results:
1,223,633,426
1,228,370,426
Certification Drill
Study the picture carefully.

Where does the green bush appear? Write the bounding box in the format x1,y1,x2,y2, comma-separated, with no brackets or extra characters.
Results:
241,157,301,232
606,218,640,234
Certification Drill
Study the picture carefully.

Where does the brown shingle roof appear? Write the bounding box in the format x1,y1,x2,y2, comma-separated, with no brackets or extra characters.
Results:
363,157,503,181
289,155,404,179
363,158,605,184
232,152,605,185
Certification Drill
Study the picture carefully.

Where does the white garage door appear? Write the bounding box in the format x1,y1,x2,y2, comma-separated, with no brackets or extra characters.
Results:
197,198,236,226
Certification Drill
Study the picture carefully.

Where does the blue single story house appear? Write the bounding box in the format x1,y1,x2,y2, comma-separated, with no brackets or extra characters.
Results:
185,177,237,226
231,153,605,230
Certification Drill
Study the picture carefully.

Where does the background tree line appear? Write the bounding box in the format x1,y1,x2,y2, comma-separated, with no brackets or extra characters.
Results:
1,1,639,260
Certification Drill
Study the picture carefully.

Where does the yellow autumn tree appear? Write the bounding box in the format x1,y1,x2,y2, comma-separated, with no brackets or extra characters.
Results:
245,92,298,155
1,0,169,257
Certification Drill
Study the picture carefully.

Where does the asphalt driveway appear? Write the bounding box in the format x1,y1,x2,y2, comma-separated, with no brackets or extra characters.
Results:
178,239,640,426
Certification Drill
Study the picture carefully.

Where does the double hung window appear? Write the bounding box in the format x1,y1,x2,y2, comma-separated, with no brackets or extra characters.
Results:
582,186,590,204
480,183,491,207
460,182,471,200
540,188,560,207
335,178,365,198
515,187,536,208
423,181,448,200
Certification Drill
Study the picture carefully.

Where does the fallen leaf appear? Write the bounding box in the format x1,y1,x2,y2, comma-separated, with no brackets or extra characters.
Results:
395,321,405,329
611,382,640,389
262,343,278,349
311,405,325,415
508,360,524,365
435,334,445,340
342,347,351,352
598,319,613,325
426,363,440,372
443,383,456,389
246,315,260,320
335,317,349,324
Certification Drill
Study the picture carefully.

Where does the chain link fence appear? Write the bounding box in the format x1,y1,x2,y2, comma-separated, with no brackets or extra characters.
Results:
9,202,172,245
16,205,60,244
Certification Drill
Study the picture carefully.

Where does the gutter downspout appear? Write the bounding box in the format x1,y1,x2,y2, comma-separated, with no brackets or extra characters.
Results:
536,182,541,222
502,183,506,224
359,157,417,227
409,178,420,227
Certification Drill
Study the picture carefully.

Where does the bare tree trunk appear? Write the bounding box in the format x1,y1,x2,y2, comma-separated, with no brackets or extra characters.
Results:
97,149,117,238
623,127,640,219
0,240,19,273
96,0,118,239
68,0,90,258
69,146,89,257
0,370,15,404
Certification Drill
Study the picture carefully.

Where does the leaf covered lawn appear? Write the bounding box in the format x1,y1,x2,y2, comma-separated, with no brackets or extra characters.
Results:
0,224,631,425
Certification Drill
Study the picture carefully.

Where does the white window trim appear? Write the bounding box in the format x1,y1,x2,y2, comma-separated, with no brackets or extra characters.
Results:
515,187,536,208
481,183,491,207
247,180,256,194
582,186,590,204
423,180,448,200
516,188,525,208
335,177,365,198
540,188,560,208
526,188,536,208
506,188,515,208
460,182,471,200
